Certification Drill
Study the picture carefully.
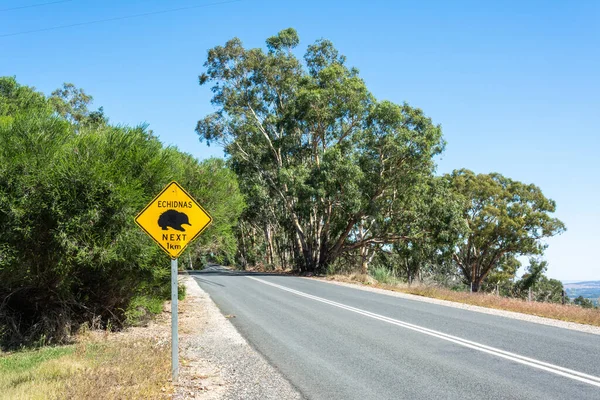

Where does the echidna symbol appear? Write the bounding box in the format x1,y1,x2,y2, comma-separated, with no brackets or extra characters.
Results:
158,209,191,232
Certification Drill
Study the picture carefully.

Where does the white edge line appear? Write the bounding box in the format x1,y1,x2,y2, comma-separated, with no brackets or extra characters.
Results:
247,276,600,388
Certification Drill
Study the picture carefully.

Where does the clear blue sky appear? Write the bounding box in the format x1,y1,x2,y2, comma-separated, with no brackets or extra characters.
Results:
2,0,598,281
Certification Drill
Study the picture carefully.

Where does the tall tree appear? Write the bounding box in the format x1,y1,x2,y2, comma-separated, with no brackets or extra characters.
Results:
49,83,107,126
197,29,445,273
179,157,246,265
532,276,566,303
446,169,565,292
49,83,92,123
514,258,548,295
378,177,465,283
513,260,566,303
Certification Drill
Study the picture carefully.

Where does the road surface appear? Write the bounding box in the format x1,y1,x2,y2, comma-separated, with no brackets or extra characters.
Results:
192,267,600,399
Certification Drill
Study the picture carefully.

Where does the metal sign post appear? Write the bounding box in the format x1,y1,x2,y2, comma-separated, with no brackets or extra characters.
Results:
171,257,179,382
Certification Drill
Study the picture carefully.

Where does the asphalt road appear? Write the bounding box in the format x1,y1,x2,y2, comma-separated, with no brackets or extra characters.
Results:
192,267,600,400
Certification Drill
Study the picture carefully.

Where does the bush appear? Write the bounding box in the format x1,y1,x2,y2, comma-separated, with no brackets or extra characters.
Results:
0,78,244,348
573,296,595,309
0,117,171,347
124,295,166,326
370,266,398,285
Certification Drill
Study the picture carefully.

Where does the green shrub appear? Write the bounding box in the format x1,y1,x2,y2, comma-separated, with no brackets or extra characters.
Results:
370,266,398,285
124,295,165,326
178,283,186,301
0,78,244,348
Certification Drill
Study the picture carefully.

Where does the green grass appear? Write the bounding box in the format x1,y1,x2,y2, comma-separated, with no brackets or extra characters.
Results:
0,346,75,375
124,283,186,326
0,346,78,400
370,266,399,285
0,337,172,400
178,282,186,300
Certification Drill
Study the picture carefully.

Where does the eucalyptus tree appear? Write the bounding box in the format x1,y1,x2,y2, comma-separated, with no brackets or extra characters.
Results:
49,83,92,124
376,177,465,283
512,258,565,302
446,169,565,292
197,29,446,273
49,83,107,127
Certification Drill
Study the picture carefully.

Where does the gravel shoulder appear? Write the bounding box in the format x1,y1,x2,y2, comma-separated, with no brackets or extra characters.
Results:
176,273,303,400
309,277,600,336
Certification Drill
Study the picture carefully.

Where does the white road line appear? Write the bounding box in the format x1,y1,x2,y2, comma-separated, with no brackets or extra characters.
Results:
247,276,600,388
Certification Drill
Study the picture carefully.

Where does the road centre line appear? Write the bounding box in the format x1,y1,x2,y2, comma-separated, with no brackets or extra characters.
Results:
247,276,600,388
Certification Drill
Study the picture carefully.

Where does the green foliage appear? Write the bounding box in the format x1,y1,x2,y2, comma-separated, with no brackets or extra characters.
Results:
446,169,565,292
374,177,466,284
180,157,245,266
0,346,75,374
573,296,595,309
370,266,398,285
532,276,566,303
514,258,548,294
198,29,451,273
484,256,521,289
0,77,244,348
178,283,186,301
49,83,94,124
124,295,165,326
503,258,566,303
195,29,566,307
0,76,50,117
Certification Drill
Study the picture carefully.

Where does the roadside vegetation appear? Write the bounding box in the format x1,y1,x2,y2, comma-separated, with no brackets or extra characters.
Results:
0,76,244,348
198,28,597,318
0,335,171,400
1,26,596,397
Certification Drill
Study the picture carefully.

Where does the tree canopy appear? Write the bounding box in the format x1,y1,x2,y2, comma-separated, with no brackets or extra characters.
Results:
446,169,565,291
197,28,448,273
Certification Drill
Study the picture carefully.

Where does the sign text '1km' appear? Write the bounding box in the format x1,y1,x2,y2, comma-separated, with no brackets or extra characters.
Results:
134,181,212,258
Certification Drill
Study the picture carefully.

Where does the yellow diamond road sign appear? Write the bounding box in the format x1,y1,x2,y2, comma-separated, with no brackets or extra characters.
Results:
135,181,212,259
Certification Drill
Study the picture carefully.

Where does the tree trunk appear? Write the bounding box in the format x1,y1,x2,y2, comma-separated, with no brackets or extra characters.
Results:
361,257,368,275
264,224,274,266
471,278,483,293
238,224,248,269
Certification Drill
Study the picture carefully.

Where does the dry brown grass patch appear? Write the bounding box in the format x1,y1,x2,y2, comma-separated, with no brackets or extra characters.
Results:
63,337,172,399
0,331,173,400
324,275,600,327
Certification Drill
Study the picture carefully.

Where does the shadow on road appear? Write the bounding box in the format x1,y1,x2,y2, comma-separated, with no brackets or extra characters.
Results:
192,277,226,287
185,266,297,278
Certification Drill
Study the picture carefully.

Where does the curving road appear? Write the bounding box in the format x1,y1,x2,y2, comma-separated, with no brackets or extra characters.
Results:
192,267,600,400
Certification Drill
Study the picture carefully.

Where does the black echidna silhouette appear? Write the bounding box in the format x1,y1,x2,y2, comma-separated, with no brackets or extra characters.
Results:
158,209,191,232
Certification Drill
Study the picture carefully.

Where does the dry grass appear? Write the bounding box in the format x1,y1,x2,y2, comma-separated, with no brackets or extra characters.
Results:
0,279,225,400
0,333,172,400
0,346,78,400
325,274,600,327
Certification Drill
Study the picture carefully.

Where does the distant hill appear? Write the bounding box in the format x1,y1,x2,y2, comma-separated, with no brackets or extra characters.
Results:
563,281,600,304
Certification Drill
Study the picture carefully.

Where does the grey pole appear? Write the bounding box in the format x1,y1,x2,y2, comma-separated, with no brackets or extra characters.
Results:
171,258,179,382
